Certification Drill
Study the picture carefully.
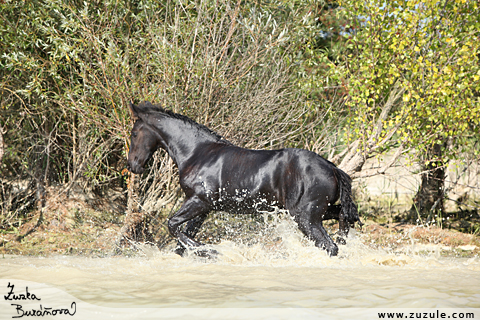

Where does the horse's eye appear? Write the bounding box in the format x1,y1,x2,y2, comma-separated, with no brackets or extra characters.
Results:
132,132,137,138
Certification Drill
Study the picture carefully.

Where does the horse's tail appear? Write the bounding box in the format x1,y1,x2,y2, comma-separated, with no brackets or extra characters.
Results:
333,167,363,226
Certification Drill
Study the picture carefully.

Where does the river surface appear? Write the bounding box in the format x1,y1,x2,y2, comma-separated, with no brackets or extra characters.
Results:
1,224,479,319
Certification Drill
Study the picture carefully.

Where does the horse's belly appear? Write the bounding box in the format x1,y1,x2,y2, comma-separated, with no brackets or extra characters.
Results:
210,189,282,214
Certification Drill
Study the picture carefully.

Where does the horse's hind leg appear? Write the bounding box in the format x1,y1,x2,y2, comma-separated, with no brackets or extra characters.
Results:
291,207,338,257
322,204,341,220
311,222,339,256
337,209,349,245
322,204,349,245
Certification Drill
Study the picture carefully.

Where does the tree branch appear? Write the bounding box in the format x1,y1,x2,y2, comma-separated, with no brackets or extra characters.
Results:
0,124,4,164
368,84,404,149
339,84,405,176
350,144,405,179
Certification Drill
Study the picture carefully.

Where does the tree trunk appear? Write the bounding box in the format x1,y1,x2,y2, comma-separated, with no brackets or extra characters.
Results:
115,171,153,252
410,143,447,223
126,172,139,214
34,142,48,211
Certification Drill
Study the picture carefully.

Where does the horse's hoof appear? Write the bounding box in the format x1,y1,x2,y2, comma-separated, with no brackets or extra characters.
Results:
336,237,346,245
174,245,187,257
326,243,339,257
317,240,339,257
193,248,220,260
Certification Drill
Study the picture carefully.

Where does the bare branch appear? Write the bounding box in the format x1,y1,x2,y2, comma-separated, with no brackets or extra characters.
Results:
350,145,405,179
338,83,405,176
0,125,4,164
368,84,404,149
338,139,360,169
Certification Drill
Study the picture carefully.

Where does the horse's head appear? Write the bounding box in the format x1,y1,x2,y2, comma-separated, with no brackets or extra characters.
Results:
126,102,161,174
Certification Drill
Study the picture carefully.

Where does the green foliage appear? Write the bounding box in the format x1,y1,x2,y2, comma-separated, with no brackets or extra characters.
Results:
1,0,130,189
259,0,355,155
1,0,479,228
277,1,351,99
336,0,480,161
1,0,312,223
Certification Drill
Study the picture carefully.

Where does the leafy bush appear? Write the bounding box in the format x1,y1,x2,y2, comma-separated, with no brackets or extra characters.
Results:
1,0,323,228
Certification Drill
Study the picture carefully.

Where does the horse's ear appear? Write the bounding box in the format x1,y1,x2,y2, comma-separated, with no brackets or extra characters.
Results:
129,102,139,120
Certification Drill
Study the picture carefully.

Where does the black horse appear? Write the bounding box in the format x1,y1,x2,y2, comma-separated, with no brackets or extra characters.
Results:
127,101,361,257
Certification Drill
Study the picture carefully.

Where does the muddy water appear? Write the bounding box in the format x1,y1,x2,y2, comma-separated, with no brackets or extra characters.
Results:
1,222,479,319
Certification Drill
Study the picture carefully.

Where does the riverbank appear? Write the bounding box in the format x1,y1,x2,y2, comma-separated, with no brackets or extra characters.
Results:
1,207,478,258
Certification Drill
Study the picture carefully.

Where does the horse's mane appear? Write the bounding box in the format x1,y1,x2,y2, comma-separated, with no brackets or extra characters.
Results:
136,101,232,145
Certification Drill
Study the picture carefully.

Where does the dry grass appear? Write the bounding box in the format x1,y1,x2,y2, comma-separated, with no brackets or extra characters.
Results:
355,220,480,257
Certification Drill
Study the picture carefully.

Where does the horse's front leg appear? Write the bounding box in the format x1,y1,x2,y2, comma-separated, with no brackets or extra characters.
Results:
168,196,216,258
173,213,208,256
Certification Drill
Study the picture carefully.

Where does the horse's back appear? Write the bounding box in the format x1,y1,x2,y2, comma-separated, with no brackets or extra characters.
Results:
183,145,338,210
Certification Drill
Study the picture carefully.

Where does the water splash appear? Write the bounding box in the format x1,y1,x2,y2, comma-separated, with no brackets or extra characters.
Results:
128,212,480,272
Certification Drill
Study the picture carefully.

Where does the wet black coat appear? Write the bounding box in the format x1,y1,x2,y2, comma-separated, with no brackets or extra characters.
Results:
127,101,361,257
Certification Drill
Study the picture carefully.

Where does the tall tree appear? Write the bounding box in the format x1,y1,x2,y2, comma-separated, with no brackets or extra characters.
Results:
328,0,480,204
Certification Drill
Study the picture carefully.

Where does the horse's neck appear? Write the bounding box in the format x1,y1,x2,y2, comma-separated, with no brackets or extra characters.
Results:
155,116,216,167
